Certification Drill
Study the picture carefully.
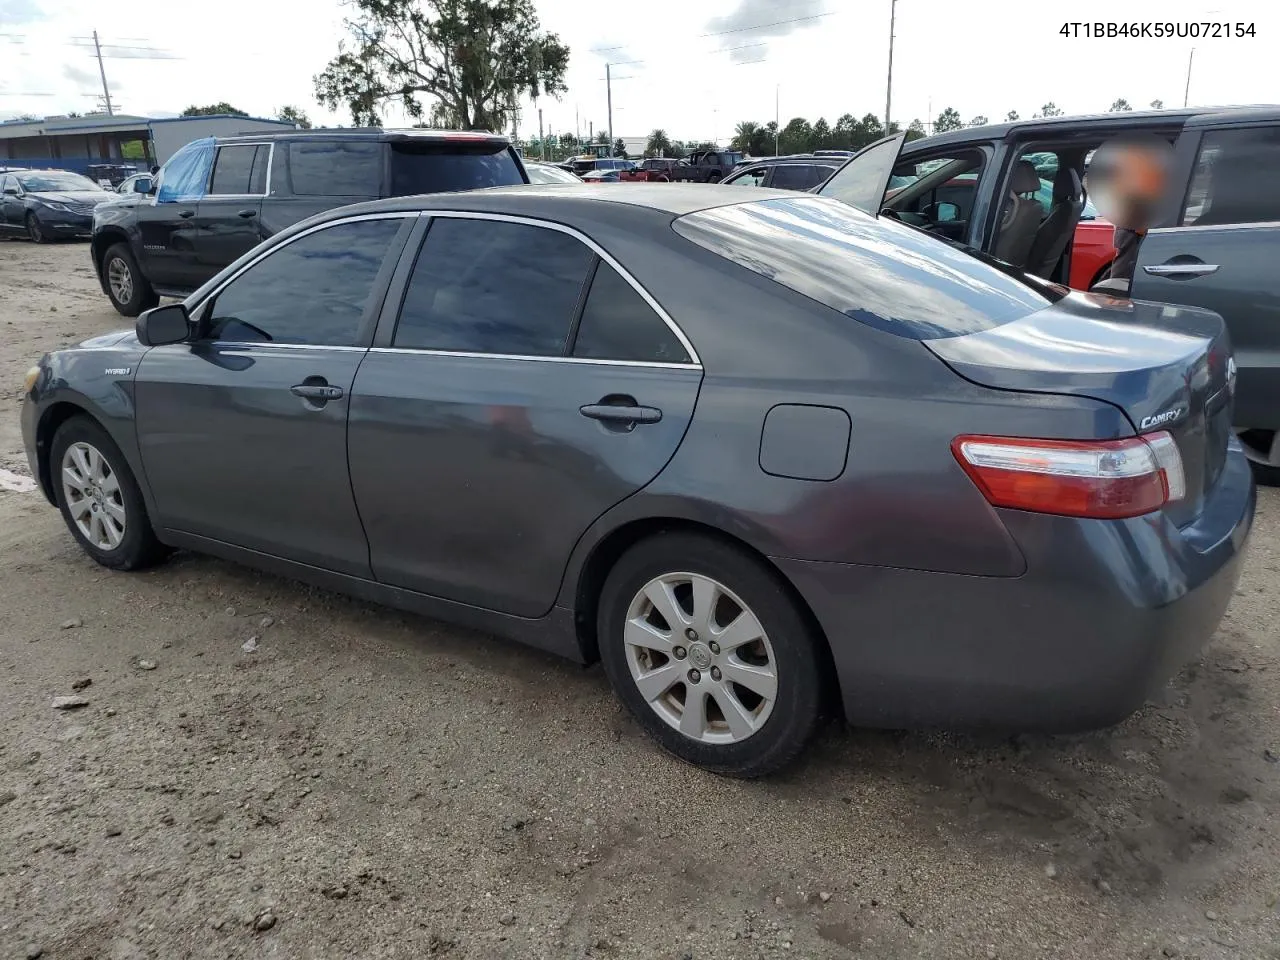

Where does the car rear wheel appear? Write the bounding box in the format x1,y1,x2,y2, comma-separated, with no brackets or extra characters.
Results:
103,242,159,317
708,173,722,183
1237,428,1280,486
26,213,48,244
597,532,825,777
51,416,169,570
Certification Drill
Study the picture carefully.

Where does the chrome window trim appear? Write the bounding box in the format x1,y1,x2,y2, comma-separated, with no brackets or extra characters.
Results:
190,211,416,311
1152,219,1280,234
206,142,274,199
411,209,702,366
367,347,699,370
214,343,368,353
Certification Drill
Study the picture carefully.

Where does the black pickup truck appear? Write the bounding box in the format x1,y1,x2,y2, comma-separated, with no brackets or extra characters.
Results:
669,149,744,183
91,129,527,316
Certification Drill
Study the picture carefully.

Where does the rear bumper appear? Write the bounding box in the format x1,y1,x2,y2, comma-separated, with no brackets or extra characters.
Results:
774,443,1256,731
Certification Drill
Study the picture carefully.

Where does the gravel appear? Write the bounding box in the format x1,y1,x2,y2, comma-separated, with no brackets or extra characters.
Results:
2,241,1280,958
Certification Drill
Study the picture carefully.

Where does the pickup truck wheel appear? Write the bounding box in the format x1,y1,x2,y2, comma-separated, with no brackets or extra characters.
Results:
708,173,722,183
103,242,159,317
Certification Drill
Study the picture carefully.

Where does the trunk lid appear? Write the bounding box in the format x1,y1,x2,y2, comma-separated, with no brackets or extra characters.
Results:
925,291,1235,526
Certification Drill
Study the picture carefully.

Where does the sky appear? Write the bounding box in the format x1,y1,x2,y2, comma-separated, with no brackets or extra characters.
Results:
1,0,1275,144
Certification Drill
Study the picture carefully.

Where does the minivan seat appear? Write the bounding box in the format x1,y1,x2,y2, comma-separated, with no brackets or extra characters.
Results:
993,160,1044,268
1026,167,1084,278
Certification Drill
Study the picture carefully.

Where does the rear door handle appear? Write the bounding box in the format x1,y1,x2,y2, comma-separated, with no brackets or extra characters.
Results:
290,384,344,401
237,209,257,219
1143,262,1219,278
580,402,662,425
178,210,195,219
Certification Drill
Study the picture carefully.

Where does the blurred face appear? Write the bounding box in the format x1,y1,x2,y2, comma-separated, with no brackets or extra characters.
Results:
1085,135,1174,231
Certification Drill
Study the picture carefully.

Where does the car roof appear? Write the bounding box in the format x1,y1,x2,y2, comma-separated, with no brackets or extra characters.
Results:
215,128,511,146
903,105,1280,149
317,183,799,220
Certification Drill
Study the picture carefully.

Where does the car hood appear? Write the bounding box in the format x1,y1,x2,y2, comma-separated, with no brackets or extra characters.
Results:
30,191,113,204
78,328,139,349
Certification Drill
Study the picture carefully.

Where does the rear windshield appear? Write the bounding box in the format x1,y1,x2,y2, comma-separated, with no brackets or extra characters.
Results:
672,196,1061,340
389,142,525,196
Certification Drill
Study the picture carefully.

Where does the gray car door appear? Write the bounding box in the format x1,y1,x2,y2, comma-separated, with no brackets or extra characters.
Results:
134,213,412,573
1130,120,1280,467
348,213,703,618
194,143,268,273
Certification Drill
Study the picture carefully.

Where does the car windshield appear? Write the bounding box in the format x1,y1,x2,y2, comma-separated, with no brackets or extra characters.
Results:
17,171,104,192
673,196,1064,341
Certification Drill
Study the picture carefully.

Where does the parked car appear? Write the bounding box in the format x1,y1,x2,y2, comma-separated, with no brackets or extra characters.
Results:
670,150,743,183
22,184,1253,776
525,162,581,184
0,169,114,243
91,128,528,317
567,156,634,176
86,162,139,188
722,155,845,191
581,169,623,183
115,172,155,195
619,158,684,182
816,106,1280,481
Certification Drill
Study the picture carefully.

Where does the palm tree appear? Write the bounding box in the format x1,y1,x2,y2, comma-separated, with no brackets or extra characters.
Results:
646,128,673,158
733,121,760,153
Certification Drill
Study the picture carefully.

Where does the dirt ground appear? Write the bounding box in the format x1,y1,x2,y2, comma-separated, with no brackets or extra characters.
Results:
1,239,1278,960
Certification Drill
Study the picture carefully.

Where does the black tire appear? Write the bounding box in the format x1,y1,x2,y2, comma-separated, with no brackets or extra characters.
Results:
597,532,825,777
1239,429,1280,486
708,173,723,183
102,242,159,317
26,212,49,244
50,416,169,571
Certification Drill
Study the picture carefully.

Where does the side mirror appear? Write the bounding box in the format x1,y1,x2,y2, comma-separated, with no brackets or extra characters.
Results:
136,303,191,347
925,200,960,223
134,177,153,194
2,187,18,196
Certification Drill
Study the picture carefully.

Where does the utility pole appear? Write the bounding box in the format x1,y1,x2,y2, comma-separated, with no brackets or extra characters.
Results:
538,107,545,160
606,63,614,158
1183,47,1195,107
883,0,896,136
92,30,114,116
774,84,780,155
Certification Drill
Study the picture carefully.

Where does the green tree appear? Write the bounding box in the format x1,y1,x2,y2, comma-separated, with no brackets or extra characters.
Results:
905,118,926,142
763,121,778,155
182,102,248,117
732,120,759,153
315,0,569,130
832,113,856,150
645,128,673,157
811,117,831,150
854,113,884,148
969,115,988,127
778,116,812,154
933,107,962,133
1109,98,1132,112
1150,98,1164,110
276,105,313,128
613,137,627,158
1005,109,1019,121
1034,102,1063,118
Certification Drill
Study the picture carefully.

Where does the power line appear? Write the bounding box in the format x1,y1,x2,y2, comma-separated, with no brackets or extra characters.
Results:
699,11,834,39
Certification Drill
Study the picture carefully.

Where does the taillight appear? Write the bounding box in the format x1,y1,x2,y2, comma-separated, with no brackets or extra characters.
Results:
952,432,1186,519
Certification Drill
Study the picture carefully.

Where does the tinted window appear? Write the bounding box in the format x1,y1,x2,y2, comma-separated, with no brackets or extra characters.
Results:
288,140,382,196
249,145,269,194
394,217,594,355
727,165,769,187
572,263,691,364
389,142,524,195
208,145,259,195
206,217,402,346
1184,126,1280,226
673,196,1059,341
769,164,832,191
817,136,902,214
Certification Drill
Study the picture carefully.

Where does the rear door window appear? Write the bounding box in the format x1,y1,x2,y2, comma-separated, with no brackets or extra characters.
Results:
389,142,525,196
673,196,1059,340
769,163,832,191
1182,126,1280,226
208,145,262,195
287,140,382,196
571,263,692,364
392,217,594,356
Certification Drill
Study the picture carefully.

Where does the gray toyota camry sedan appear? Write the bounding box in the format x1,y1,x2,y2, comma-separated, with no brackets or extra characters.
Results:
21,184,1255,777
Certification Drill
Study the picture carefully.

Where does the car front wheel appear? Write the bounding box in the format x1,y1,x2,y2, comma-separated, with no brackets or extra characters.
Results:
103,242,159,317
26,212,48,244
597,532,825,777
51,416,169,570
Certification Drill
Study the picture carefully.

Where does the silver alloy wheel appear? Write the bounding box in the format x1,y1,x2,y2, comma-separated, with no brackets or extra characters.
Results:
623,572,778,744
61,441,126,551
27,214,42,243
107,256,134,305
1236,427,1280,469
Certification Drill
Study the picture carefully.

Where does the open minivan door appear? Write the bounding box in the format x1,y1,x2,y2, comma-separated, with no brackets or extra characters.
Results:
812,133,907,216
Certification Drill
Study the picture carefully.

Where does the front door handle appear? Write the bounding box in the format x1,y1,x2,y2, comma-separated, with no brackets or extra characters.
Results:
1143,262,1220,278
237,209,257,219
580,400,663,425
178,210,195,219
291,383,344,401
